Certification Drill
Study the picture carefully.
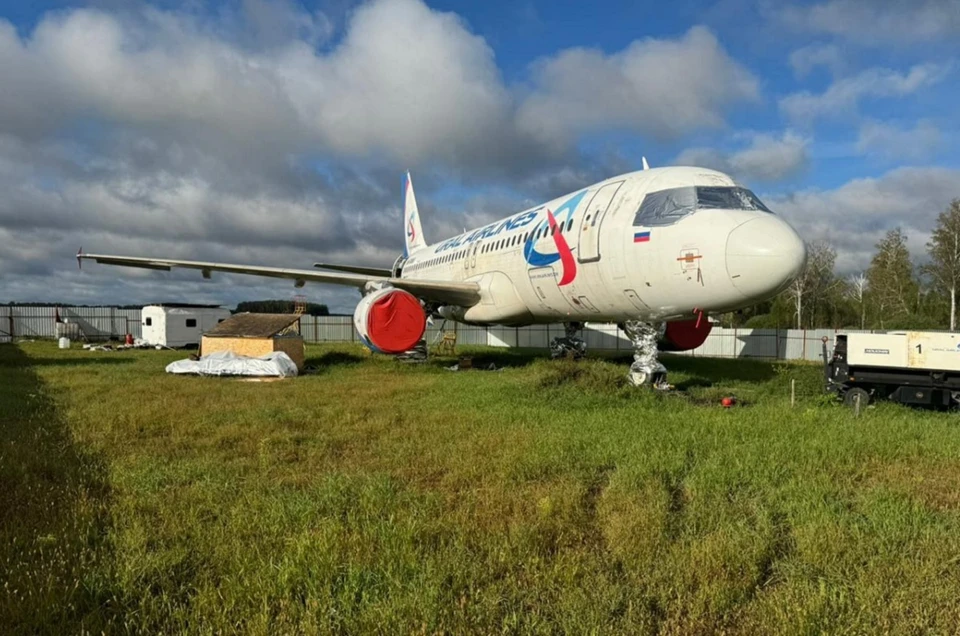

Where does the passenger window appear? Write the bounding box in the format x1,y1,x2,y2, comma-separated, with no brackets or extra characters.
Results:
186,319,197,328
144,317,152,326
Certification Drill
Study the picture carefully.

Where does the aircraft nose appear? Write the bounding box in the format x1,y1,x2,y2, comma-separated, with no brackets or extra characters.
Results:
725,216,806,299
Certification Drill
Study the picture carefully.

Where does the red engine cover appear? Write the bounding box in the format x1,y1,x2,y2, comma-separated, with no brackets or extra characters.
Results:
660,317,713,351
366,290,426,354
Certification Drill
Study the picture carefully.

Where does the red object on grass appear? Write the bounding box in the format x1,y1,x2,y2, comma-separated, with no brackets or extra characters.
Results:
367,290,426,354
721,397,735,408
125,333,134,345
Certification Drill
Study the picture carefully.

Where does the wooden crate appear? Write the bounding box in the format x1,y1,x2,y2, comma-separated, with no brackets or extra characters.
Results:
201,335,305,370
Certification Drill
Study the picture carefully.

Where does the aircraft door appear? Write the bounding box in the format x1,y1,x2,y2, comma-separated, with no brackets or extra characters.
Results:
470,241,480,269
527,267,576,315
578,181,624,263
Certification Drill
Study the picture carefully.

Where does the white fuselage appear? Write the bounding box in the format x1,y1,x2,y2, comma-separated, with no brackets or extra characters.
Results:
400,167,806,326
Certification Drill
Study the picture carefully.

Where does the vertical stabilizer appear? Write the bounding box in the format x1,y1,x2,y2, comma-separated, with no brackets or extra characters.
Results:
403,171,427,257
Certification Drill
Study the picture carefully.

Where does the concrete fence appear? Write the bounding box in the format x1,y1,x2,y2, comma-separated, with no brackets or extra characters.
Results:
0,305,879,361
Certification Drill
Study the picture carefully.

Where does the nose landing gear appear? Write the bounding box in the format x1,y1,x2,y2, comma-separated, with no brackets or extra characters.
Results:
623,320,668,388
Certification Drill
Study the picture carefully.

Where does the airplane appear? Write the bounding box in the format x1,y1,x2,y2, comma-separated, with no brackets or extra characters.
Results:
78,163,806,386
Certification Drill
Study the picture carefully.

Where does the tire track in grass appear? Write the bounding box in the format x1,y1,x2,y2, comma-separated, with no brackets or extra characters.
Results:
581,463,616,549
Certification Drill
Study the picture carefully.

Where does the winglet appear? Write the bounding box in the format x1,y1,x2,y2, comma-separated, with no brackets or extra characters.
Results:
642,157,650,171
77,247,83,270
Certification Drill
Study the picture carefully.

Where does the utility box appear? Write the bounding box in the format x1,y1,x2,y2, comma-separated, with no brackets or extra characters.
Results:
141,305,231,348
200,313,305,371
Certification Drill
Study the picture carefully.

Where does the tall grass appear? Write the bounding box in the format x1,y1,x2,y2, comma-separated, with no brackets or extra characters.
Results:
3,341,960,633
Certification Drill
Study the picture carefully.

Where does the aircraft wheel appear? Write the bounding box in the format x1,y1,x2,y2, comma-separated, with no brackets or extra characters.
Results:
843,387,870,409
628,369,667,388
628,369,650,386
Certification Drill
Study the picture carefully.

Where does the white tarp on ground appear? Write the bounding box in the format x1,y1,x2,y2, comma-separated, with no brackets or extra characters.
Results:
165,351,299,377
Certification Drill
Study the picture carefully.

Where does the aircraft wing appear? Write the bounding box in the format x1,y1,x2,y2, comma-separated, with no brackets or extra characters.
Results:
78,252,481,306
313,262,393,276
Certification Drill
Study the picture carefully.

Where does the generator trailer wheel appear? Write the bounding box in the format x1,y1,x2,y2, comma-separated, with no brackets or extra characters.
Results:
843,387,870,409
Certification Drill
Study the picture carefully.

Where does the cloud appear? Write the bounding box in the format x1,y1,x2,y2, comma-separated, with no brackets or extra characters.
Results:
273,0,520,165
777,0,960,45
789,43,844,78
0,1,774,311
675,132,809,182
515,26,759,147
238,0,334,48
770,167,960,273
856,119,943,160
780,63,950,124
0,0,522,168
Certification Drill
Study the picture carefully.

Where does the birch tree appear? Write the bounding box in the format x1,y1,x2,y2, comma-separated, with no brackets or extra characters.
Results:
787,240,839,329
923,199,960,331
847,272,868,329
866,228,917,329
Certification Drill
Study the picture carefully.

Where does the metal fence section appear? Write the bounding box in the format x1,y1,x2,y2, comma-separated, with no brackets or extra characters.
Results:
1,305,881,362
2,306,141,341
0,306,10,344
300,321,872,362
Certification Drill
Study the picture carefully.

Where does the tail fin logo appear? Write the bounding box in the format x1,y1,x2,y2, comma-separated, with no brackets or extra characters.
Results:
403,172,426,257
523,190,587,286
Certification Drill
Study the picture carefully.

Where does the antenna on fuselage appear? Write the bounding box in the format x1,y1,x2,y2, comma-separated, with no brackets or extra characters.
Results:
642,157,650,170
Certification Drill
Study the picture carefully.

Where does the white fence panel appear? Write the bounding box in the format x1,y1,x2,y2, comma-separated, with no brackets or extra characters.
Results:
3,305,934,363
0,306,10,343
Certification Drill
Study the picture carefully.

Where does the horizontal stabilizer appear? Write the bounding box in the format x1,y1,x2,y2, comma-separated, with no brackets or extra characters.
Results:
314,263,393,277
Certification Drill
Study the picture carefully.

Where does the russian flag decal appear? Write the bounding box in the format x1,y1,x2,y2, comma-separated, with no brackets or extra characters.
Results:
634,231,651,243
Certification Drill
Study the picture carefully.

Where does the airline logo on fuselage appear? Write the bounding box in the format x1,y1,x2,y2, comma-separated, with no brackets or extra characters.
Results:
523,191,587,286
434,190,588,287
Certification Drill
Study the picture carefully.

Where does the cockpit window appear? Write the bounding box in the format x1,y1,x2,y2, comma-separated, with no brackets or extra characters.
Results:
632,186,697,226
634,186,772,226
696,186,771,212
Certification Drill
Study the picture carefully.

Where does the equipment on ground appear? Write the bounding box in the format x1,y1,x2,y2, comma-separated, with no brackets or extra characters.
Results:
166,350,298,377
824,332,960,409
141,304,231,348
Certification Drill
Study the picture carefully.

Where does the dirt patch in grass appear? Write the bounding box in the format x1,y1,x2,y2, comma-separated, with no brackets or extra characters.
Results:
864,459,960,511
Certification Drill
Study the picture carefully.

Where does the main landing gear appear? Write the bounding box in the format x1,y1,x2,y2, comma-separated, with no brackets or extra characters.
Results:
548,320,668,388
550,322,587,359
623,320,668,388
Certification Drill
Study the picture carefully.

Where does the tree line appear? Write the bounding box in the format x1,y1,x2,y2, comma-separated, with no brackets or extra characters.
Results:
721,199,960,331
234,300,330,316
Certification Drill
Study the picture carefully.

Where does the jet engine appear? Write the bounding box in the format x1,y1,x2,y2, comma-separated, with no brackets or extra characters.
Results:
659,316,713,352
354,287,426,354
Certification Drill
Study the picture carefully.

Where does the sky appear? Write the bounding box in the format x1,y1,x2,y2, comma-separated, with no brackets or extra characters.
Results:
0,0,958,312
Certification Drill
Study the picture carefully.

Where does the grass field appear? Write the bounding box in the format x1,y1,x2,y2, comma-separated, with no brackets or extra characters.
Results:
4,341,960,634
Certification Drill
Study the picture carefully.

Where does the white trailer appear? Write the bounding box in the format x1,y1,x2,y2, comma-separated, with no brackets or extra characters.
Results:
141,305,231,348
825,331,960,408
